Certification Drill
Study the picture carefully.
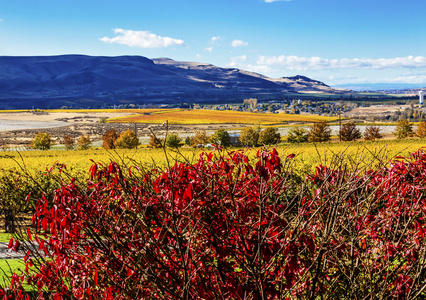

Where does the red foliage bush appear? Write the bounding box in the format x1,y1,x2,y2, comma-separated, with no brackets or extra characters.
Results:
3,148,426,299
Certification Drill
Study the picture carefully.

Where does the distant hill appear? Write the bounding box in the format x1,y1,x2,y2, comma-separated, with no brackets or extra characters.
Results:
0,55,345,109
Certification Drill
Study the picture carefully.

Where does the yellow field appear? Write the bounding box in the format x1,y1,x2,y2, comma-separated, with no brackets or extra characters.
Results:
278,139,426,173
1,139,425,177
107,109,338,125
0,148,203,177
0,108,338,125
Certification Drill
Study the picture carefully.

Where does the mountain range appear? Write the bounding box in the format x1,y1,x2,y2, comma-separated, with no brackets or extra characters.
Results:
0,55,344,109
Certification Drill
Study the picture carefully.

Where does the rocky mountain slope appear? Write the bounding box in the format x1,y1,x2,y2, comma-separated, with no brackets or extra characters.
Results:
0,55,344,109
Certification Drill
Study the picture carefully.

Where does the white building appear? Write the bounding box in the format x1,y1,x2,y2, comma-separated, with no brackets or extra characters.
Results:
420,90,425,106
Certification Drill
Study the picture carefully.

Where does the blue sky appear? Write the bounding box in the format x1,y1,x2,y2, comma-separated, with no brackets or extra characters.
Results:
0,0,425,87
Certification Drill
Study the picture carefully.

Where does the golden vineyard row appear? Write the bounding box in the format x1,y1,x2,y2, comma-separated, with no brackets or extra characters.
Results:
1,139,425,177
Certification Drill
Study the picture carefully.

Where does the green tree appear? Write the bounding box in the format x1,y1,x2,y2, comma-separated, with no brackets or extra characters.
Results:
239,126,260,147
394,119,414,139
210,129,231,147
287,127,308,143
259,127,281,145
115,130,139,149
166,133,183,148
32,132,52,150
339,122,361,141
102,129,118,149
308,121,331,142
364,126,383,141
77,135,91,150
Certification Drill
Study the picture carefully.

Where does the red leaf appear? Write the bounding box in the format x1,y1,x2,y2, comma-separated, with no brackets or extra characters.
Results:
416,221,424,238
27,228,32,241
53,292,62,300
184,184,193,201
126,268,135,277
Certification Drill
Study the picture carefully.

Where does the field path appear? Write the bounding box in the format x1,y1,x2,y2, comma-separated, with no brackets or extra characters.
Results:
0,242,25,259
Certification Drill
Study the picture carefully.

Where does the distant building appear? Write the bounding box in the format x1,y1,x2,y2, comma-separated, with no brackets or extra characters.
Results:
419,90,424,106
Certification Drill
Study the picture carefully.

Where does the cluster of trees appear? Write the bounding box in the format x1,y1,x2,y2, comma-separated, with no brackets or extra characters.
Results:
286,121,382,143
32,119,426,151
238,126,281,147
147,129,229,149
102,129,139,149
285,118,426,144
393,119,426,139
32,132,93,151
286,119,426,144
148,127,281,150
147,133,186,149
32,129,140,150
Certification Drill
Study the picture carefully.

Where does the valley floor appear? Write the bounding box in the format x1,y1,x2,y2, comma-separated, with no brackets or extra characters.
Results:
0,111,244,148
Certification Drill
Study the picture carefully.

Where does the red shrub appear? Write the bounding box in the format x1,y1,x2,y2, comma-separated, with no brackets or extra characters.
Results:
4,148,426,299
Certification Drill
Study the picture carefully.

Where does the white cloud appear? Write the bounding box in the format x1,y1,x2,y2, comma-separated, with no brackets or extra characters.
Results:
226,55,248,68
245,64,275,74
226,62,238,68
325,75,368,85
226,55,274,74
231,39,248,47
257,55,426,70
233,55,248,62
264,0,293,2
204,47,214,52
100,28,185,48
196,54,203,59
387,74,426,84
211,36,221,42
0,18,3,22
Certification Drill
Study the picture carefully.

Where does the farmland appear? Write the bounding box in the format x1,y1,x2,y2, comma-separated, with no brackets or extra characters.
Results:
107,109,338,125
0,108,338,125
0,109,340,148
